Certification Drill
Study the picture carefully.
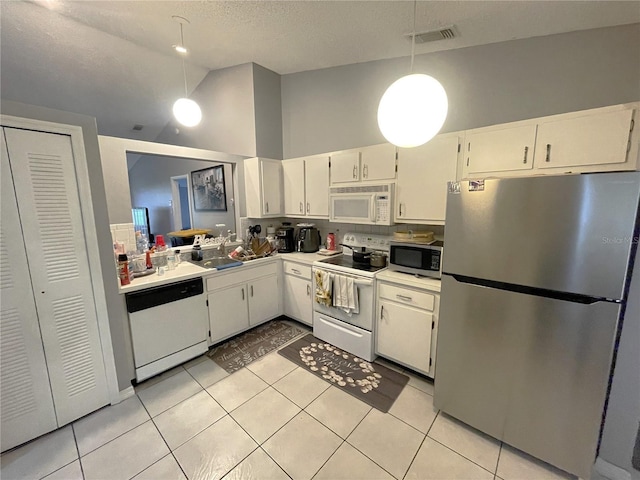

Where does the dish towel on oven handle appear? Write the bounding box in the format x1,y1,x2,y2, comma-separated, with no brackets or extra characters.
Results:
314,270,333,306
333,274,359,315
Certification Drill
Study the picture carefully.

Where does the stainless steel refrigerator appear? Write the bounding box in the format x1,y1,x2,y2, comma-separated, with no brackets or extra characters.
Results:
434,172,640,479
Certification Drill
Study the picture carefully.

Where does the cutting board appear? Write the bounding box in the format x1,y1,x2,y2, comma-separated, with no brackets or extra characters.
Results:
318,249,342,256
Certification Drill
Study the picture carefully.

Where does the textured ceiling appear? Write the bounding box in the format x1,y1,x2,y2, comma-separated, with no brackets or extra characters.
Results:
1,1,639,142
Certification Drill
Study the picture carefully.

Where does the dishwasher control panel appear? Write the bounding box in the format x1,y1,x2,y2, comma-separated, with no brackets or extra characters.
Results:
125,277,204,313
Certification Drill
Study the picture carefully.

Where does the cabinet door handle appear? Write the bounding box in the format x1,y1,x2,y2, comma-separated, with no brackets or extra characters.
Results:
363,164,368,178
250,285,254,297
399,203,403,217
523,146,528,164
300,202,303,213
353,165,357,178
241,288,245,300
292,268,301,275
265,202,269,213
396,294,413,302
307,202,310,213
380,304,384,319
545,144,551,162
306,284,311,296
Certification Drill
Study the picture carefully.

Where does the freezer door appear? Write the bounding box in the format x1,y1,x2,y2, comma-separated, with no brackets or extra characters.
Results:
434,275,621,479
444,172,640,300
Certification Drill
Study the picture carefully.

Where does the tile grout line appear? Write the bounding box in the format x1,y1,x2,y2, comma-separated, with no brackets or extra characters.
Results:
72,425,87,480
495,441,504,477
309,438,346,480
136,393,189,480
255,445,294,480
338,407,401,480
71,397,151,458
35,426,84,480
400,430,429,480
427,435,499,477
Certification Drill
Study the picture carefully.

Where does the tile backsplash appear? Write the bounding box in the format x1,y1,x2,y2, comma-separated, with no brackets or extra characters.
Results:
110,223,136,253
244,217,444,249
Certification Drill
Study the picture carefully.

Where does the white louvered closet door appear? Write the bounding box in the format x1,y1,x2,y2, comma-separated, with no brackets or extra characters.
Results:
3,127,108,427
0,133,58,452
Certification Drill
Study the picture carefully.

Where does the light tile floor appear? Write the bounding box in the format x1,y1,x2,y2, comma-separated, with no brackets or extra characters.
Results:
2,325,585,480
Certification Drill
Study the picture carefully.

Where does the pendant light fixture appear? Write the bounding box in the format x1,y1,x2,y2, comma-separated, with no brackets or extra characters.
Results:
172,16,202,128
377,1,448,148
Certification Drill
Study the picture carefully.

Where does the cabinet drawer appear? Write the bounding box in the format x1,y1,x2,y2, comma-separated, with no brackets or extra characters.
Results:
206,262,278,291
379,283,434,311
283,261,311,279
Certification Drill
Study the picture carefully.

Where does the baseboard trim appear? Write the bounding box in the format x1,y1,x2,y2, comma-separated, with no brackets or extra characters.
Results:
116,386,135,403
595,457,633,480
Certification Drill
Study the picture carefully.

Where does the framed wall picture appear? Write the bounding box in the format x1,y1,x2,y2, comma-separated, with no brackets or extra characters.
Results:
190,165,227,211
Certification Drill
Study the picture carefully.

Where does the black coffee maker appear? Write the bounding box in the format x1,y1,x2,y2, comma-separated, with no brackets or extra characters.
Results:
276,223,295,253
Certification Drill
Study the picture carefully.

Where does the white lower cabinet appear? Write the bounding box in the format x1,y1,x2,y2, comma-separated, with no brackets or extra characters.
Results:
248,275,280,326
208,284,250,343
206,262,281,344
375,274,440,378
282,261,313,326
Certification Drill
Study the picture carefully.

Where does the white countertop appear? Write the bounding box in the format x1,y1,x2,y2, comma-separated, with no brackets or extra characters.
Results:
376,270,442,292
118,255,281,294
278,251,336,265
118,251,337,294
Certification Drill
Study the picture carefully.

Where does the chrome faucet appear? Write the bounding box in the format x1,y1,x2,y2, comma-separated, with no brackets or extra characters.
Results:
217,230,235,255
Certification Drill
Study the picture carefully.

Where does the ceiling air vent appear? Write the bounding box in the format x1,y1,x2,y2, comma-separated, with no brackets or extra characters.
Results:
406,26,458,44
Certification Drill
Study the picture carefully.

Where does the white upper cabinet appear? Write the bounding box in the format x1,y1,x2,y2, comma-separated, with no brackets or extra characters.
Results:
283,159,306,216
396,134,460,224
465,124,537,174
330,151,361,183
282,155,329,218
534,108,635,169
330,144,396,184
359,144,397,181
305,156,330,217
462,103,639,178
244,157,283,218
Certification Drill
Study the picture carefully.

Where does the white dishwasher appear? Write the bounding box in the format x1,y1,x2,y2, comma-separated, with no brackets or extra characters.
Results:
126,277,208,382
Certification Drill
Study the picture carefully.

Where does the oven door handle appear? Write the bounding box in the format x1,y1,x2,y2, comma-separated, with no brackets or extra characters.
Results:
315,269,373,286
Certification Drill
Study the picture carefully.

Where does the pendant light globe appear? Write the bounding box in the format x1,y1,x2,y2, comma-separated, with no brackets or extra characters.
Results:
377,73,448,148
173,97,202,127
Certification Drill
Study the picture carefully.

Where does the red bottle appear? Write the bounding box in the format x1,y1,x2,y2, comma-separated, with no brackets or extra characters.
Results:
118,254,130,286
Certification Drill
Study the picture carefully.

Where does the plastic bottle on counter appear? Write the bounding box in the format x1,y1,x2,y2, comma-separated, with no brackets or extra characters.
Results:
118,254,130,286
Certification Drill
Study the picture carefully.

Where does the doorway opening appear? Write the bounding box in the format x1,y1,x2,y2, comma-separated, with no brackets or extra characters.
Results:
170,175,192,231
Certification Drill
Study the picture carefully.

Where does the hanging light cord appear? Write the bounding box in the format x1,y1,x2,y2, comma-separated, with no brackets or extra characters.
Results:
410,0,417,73
179,22,188,97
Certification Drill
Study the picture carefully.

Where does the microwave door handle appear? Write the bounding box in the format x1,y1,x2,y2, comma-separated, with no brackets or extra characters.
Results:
370,195,376,222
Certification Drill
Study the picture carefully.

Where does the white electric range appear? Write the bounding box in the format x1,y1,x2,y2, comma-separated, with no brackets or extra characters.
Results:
312,232,391,361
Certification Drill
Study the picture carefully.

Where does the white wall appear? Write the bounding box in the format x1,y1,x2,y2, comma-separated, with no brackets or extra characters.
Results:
128,155,236,238
154,63,257,156
253,63,283,159
281,23,640,158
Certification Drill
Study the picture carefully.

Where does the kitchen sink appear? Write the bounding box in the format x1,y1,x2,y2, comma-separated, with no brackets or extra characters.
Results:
189,257,243,269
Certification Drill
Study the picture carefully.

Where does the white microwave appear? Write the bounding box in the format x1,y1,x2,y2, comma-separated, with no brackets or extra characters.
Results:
329,183,394,225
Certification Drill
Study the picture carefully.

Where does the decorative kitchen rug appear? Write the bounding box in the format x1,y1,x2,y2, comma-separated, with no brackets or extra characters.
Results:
278,334,409,413
208,319,306,374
